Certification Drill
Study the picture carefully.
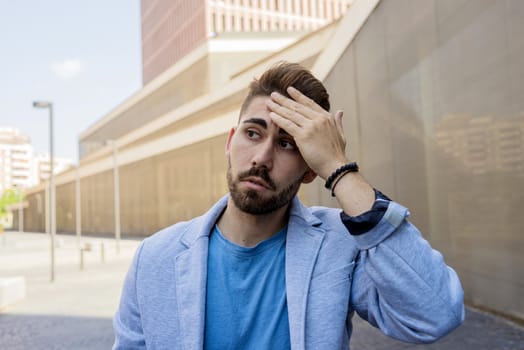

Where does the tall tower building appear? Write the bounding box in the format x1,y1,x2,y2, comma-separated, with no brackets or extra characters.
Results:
141,0,352,84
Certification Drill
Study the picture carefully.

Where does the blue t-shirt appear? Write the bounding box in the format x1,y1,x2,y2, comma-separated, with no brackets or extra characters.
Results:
204,225,290,350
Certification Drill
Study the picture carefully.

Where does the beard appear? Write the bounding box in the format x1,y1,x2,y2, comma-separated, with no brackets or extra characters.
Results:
227,165,303,215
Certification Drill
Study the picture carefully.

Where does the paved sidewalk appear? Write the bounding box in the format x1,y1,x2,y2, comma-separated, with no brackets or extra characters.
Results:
1,231,524,349
0,231,141,350
350,308,524,349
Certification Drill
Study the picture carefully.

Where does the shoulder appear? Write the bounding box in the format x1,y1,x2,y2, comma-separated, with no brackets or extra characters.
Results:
139,195,229,258
302,203,358,253
289,197,350,238
310,205,344,225
136,218,200,262
144,219,195,247
137,209,216,268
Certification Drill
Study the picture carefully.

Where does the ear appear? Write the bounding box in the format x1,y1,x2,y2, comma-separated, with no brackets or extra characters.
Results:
301,169,317,184
225,127,236,156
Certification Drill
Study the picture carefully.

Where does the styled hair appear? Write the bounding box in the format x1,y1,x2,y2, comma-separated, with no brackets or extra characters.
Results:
239,62,330,118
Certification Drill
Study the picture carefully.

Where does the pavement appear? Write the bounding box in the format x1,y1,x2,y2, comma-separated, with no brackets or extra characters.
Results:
0,231,141,350
1,231,524,350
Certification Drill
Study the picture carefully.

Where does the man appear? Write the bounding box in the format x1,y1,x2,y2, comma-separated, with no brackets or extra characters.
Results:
113,62,464,349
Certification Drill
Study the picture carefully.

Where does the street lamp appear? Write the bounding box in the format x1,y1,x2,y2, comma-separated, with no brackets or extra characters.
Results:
32,100,55,282
105,140,120,254
75,166,82,249
17,187,24,233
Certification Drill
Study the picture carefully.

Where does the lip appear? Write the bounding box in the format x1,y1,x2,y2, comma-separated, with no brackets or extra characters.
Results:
241,176,272,190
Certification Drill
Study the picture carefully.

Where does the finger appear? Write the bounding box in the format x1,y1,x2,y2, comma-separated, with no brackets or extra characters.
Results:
271,91,320,119
266,99,307,127
287,86,326,114
269,112,301,137
334,110,344,134
270,92,314,120
334,110,346,143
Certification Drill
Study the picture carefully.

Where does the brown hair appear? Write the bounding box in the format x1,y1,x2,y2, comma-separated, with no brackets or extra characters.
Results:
239,62,330,118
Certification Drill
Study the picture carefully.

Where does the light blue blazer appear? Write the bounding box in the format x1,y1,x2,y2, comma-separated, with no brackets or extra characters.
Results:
113,195,464,349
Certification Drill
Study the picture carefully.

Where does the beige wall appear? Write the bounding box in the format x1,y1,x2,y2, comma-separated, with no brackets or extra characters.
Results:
313,0,524,321
21,134,231,237
79,56,211,159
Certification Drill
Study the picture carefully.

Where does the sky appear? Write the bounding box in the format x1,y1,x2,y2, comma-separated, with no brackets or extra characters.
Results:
0,1,142,163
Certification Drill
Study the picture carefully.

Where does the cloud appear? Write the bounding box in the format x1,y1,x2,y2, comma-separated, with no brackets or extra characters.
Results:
50,59,85,79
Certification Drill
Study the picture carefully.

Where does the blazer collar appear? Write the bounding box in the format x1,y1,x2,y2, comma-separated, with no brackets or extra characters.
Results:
179,195,229,247
178,194,322,244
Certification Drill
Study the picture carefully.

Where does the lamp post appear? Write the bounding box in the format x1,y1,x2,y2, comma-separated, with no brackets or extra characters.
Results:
105,140,120,254
75,166,82,248
18,187,24,233
33,100,55,282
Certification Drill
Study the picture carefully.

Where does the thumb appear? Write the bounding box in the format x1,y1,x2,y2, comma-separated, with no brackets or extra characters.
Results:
334,110,344,134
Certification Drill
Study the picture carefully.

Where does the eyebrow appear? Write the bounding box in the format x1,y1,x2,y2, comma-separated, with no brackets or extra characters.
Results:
242,118,267,128
242,117,291,136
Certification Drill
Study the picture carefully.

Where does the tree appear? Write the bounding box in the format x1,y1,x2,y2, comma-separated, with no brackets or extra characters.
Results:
0,188,24,231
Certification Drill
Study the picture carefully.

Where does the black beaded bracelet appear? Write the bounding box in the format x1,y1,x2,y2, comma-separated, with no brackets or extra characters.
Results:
330,170,353,197
324,162,359,190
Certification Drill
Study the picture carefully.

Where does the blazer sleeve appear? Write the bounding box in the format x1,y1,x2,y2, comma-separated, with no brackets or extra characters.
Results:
113,242,147,350
349,201,465,343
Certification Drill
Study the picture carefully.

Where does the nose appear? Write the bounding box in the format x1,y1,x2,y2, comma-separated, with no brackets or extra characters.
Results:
251,139,274,170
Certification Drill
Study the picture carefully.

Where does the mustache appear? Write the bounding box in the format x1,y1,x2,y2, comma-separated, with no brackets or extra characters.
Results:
238,167,276,190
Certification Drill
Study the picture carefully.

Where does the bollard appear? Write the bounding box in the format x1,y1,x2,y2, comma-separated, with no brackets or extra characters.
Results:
80,248,84,270
100,241,105,263
79,242,92,270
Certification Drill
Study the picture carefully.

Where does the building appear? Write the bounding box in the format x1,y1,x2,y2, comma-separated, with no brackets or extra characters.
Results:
32,153,74,184
0,127,74,195
141,0,352,84
79,0,351,159
0,127,35,192
19,0,524,323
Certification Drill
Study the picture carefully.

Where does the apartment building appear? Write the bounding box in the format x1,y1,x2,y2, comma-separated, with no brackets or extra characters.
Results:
32,153,74,184
0,128,34,192
0,127,73,193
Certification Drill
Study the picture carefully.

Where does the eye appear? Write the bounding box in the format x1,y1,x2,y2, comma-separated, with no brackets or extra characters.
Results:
279,139,296,151
246,129,260,140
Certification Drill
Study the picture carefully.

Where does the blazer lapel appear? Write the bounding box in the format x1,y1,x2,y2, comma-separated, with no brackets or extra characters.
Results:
174,238,208,350
285,198,325,350
173,196,228,350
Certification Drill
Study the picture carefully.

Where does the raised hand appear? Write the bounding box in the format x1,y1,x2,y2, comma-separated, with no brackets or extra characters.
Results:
266,86,348,180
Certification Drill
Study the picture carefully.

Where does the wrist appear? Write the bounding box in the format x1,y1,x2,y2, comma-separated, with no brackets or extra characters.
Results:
318,158,349,180
324,162,359,193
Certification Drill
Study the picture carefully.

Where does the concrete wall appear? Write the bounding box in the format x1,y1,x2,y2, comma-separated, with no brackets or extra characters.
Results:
20,134,230,237
312,0,524,321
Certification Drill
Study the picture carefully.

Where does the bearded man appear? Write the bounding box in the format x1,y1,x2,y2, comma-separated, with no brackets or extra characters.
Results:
113,62,464,350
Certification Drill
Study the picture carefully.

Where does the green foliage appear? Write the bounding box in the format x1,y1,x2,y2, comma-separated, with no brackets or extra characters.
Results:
0,188,24,222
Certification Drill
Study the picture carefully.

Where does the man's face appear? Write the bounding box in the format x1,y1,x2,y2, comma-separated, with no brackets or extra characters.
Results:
226,96,316,215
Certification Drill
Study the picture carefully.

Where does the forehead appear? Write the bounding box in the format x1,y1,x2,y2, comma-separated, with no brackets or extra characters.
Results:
239,96,271,122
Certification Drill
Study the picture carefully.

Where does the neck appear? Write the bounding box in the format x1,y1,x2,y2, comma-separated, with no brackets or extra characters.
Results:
216,197,290,247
